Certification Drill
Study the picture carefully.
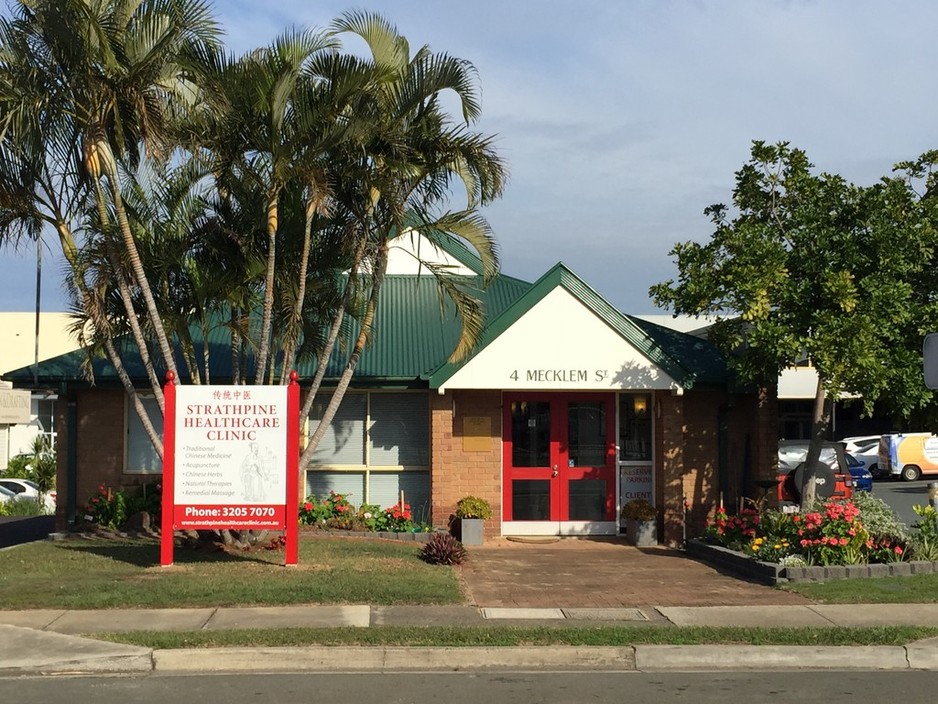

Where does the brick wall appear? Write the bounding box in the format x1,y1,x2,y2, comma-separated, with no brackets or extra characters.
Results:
55,388,161,529
430,390,502,537
655,390,685,545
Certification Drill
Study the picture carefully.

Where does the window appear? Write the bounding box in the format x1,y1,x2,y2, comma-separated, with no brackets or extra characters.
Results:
36,397,57,449
619,393,652,461
307,391,430,512
126,395,164,474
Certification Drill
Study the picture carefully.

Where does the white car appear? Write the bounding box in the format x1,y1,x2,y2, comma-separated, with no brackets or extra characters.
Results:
839,435,881,455
0,478,55,512
0,484,16,503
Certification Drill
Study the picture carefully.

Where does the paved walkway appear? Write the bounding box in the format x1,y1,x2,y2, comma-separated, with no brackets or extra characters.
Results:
460,537,810,608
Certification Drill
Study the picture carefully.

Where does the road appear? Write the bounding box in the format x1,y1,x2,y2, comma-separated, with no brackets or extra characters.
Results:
870,478,936,528
2,671,937,702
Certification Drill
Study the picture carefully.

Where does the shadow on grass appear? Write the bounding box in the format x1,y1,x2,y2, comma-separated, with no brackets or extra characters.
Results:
57,540,284,568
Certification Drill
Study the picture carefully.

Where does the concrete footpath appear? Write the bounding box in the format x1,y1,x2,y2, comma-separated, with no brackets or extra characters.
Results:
2,604,938,675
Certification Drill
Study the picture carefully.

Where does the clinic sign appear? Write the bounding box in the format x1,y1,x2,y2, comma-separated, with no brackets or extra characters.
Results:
161,372,299,566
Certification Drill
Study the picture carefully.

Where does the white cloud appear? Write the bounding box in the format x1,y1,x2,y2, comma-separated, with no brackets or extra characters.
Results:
4,0,938,314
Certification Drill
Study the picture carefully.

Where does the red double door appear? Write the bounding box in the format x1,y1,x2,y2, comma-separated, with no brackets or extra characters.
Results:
502,392,616,529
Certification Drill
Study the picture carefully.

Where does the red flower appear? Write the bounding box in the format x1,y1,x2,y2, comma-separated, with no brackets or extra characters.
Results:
304,502,313,511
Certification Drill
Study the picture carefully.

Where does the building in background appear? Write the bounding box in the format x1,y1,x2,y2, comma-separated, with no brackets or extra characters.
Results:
0,313,81,468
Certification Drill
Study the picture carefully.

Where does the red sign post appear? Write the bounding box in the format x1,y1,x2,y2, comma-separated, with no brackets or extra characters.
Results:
161,372,300,566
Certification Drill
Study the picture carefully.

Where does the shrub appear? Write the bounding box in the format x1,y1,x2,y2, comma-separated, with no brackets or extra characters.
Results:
849,491,908,542
703,505,760,551
0,497,44,517
909,504,938,561
299,491,354,525
358,502,415,532
4,436,56,494
621,498,657,521
420,533,468,565
83,484,129,529
455,496,491,520
125,482,162,524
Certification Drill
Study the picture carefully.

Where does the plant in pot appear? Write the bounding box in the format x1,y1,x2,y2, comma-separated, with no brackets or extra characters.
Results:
621,498,658,547
452,495,492,546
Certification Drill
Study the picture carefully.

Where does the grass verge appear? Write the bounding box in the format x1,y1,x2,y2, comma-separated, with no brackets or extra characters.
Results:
780,573,938,603
0,537,462,608
96,625,938,649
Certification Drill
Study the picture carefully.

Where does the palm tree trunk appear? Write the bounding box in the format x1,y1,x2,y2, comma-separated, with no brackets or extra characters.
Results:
279,190,322,384
298,232,368,431
106,338,164,458
300,238,388,468
253,193,279,385
94,181,166,411
176,321,202,385
103,156,178,383
202,320,212,385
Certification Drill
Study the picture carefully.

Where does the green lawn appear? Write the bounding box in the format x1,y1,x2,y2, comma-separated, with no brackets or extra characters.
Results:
781,572,938,603
0,537,463,608
99,625,938,649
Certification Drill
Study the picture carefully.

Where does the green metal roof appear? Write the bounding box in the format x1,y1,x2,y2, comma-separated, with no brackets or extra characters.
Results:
428,262,730,390
3,256,730,391
2,273,532,388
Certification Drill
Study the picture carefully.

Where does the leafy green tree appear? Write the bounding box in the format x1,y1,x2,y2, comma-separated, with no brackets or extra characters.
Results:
651,141,938,508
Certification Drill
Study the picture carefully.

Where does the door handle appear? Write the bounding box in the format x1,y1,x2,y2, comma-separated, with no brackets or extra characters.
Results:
551,465,559,477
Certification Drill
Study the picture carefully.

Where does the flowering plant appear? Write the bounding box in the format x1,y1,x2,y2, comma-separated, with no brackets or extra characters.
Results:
703,505,760,551
299,491,354,525
793,502,871,565
704,498,912,566
84,484,129,529
358,502,414,532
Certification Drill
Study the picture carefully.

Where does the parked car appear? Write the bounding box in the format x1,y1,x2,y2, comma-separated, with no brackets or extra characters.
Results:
0,478,55,512
777,440,853,507
840,435,882,455
845,453,873,492
848,440,886,478
0,484,16,503
879,432,938,482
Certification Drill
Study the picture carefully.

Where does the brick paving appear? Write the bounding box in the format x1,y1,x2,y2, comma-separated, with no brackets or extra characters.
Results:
459,537,811,608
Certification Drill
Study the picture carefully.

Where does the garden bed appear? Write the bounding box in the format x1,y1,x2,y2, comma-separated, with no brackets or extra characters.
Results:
686,538,938,585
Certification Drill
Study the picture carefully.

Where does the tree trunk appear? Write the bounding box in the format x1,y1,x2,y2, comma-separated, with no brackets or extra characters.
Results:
104,156,178,384
94,181,166,411
800,376,832,511
299,239,388,469
254,193,279,385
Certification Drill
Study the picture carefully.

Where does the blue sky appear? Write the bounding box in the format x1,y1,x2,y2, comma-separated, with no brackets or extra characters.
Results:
2,0,938,315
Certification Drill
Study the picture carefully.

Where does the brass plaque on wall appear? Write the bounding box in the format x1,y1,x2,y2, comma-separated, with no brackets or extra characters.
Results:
462,416,492,451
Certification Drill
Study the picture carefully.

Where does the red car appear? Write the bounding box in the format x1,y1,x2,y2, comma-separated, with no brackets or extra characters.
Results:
777,440,853,505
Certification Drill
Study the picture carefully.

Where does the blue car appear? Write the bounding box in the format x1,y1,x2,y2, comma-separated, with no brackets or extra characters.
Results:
845,453,873,492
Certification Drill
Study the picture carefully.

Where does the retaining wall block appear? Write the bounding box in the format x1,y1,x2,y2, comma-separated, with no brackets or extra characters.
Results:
844,565,869,579
888,562,912,577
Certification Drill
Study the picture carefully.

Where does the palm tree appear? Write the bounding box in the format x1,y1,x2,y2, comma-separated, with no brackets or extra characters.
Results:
1,0,221,391
298,11,507,466
189,29,339,386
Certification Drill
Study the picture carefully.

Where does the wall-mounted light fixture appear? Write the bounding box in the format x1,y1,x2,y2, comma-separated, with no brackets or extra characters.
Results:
633,395,647,416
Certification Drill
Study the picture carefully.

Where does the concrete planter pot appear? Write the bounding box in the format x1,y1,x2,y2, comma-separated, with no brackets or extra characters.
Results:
626,519,657,547
452,518,485,546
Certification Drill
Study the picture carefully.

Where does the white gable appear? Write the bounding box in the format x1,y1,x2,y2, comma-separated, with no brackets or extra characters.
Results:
385,229,476,275
439,287,680,392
